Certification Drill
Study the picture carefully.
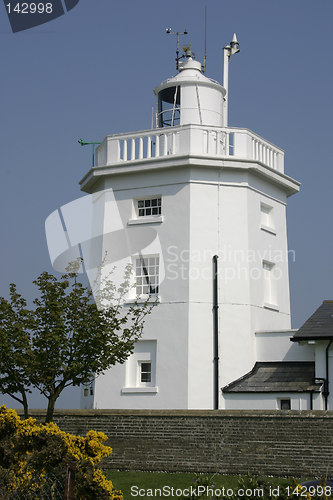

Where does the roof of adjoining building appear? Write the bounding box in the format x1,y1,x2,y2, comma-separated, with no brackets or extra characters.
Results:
292,300,333,341
222,362,321,393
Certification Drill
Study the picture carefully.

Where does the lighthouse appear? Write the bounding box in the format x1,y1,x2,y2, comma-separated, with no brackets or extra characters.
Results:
65,39,328,411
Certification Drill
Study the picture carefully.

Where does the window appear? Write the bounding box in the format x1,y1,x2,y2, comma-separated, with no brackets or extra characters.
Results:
139,361,152,384
83,384,94,397
260,202,275,234
122,340,157,393
262,260,278,310
138,198,161,217
136,256,159,295
280,399,291,410
157,86,180,127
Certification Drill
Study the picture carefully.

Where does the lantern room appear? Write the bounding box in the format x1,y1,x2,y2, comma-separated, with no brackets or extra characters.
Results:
154,53,226,128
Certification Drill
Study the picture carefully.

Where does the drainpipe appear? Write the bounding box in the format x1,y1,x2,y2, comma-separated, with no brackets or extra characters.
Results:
213,255,219,410
324,339,332,410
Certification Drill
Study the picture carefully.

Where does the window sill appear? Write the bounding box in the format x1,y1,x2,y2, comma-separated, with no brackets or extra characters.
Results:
260,224,276,235
125,296,160,305
121,387,158,394
128,216,164,225
263,302,279,312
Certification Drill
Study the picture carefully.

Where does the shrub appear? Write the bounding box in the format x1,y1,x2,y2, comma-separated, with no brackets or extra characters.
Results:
0,405,122,499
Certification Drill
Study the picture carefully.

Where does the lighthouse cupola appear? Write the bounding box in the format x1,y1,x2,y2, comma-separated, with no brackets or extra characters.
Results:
154,50,226,128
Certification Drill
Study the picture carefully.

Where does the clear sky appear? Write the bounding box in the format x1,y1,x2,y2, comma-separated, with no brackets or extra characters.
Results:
1,0,332,409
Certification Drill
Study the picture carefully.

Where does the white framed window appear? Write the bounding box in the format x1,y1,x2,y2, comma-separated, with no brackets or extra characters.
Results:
136,256,159,296
138,361,152,385
263,260,278,310
128,196,163,226
138,197,161,217
260,202,276,234
122,340,158,393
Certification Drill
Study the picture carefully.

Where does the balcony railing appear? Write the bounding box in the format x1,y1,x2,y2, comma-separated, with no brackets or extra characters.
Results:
95,125,284,173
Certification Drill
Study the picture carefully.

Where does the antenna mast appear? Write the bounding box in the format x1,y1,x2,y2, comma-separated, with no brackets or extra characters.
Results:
165,28,188,70
203,6,207,73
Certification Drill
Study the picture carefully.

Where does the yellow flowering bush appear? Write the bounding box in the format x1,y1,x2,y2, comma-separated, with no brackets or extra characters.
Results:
0,405,122,499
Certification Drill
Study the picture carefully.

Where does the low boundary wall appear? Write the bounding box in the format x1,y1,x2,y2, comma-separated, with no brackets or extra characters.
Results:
23,409,333,477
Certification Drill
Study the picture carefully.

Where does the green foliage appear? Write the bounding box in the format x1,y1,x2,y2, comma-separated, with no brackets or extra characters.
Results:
179,473,332,499
0,284,33,418
0,264,153,422
0,405,122,499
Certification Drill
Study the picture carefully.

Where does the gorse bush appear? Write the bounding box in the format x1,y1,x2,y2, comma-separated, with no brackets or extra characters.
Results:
0,405,122,499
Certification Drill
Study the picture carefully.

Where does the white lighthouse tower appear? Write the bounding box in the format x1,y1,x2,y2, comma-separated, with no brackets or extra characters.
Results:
74,40,311,411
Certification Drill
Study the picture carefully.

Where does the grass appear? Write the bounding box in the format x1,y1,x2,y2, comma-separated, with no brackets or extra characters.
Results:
107,470,295,499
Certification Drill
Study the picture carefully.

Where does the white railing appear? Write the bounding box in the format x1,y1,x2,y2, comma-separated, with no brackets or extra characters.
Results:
95,125,284,172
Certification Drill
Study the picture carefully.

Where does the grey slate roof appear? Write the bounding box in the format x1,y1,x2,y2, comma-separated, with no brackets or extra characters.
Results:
292,300,333,341
222,362,321,393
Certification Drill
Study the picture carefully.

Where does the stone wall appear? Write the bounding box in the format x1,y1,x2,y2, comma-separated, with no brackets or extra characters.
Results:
24,409,333,477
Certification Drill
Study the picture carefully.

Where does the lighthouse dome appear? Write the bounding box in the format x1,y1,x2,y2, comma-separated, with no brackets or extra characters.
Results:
154,57,226,128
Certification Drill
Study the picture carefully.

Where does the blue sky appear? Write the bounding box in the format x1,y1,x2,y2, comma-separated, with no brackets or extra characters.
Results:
1,0,332,409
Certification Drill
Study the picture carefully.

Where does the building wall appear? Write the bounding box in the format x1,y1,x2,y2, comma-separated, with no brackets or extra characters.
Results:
25,409,333,478
255,331,315,362
86,162,296,410
223,392,312,410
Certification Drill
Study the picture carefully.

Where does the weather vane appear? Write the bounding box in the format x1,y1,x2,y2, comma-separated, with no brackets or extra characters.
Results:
165,28,188,70
78,139,101,167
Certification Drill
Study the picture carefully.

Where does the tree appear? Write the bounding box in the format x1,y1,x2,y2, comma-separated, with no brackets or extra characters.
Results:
0,285,33,419
0,265,153,422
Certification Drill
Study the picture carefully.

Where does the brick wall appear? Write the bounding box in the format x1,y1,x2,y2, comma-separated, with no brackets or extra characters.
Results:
23,409,333,477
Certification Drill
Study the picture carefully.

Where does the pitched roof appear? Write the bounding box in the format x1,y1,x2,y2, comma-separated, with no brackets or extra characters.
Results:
292,300,333,341
222,362,321,393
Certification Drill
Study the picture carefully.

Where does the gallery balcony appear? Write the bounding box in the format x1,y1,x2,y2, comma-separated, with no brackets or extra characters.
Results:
94,124,284,173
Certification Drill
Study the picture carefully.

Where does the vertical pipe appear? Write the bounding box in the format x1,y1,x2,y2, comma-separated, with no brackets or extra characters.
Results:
203,5,207,73
325,339,332,410
213,255,219,409
222,49,229,127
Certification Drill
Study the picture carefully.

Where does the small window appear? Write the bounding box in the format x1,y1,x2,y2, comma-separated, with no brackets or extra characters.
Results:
280,399,291,410
263,260,274,272
136,256,159,295
138,198,161,217
140,362,152,383
260,202,275,233
84,385,93,397
262,260,277,308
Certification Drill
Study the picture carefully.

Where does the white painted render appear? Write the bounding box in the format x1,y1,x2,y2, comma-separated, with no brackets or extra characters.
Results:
255,331,314,362
223,393,314,410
